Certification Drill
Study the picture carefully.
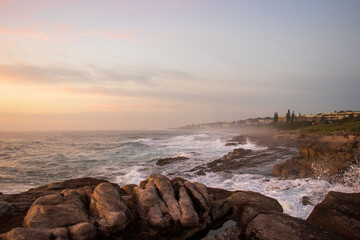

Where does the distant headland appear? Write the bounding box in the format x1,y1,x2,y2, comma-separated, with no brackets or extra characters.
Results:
180,110,360,135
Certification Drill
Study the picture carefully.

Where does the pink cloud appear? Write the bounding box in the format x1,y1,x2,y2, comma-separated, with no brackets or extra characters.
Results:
78,28,135,41
61,86,130,97
0,26,48,40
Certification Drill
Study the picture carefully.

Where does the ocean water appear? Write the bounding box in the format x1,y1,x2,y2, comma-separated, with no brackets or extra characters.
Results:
0,129,357,219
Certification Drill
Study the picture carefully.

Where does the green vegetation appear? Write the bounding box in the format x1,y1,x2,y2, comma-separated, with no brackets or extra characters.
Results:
274,121,312,130
273,112,279,123
300,121,360,135
286,109,291,123
271,109,360,135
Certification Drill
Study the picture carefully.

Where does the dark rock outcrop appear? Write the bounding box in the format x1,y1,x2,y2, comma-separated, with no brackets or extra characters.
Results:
189,148,253,175
307,191,360,240
225,142,238,146
273,139,359,179
156,156,189,166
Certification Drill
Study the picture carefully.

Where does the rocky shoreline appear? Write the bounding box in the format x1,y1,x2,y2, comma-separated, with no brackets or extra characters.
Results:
1,174,359,240
1,130,359,239
272,133,360,182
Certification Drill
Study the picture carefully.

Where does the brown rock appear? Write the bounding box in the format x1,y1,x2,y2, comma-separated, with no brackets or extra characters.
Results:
48,227,69,240
184,181,211,219
227,191,283,226
147,174,182,223
90,182,131,236
122,184,137,196
133,182,171,228
68,222,96,240
307,191,360,240
0,177,107,234
0,227,49,240
0,227,69,240
275,140,359,179
23,192,88,229
245,212,343,240
178,186,199,227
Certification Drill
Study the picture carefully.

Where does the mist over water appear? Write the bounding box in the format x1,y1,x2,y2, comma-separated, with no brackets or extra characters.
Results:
0,130,358,219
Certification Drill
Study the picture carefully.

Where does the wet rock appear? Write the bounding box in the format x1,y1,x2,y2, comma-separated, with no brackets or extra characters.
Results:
301,196,314,206
156,156,189,166
202,148,252,173
244,212,343,240
90,182,131,236
68,222,96,240
24,192,88,229
229,136,248,144
225,142,237,146
272,158,312,178
307,191,360,240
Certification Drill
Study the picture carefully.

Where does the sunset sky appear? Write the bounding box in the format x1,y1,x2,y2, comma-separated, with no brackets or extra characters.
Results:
1,0,360,131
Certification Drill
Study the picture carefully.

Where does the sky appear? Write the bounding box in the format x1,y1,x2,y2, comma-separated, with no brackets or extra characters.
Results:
0,0,360,131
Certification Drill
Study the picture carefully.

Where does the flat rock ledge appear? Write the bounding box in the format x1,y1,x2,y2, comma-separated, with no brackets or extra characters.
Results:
0,175,358,240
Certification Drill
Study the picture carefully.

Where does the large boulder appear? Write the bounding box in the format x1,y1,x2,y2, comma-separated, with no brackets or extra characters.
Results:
23,191,88,229
132,175,218,238
133,181,172,228
227,191,283,226
147,174,182,223
0,177,108,234
89,182,131,236
307,191,360,240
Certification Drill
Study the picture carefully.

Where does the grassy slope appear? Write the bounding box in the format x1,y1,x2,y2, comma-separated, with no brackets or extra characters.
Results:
300,121,360,135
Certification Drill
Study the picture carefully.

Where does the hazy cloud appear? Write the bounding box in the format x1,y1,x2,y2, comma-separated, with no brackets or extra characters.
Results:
78,28,135,41
0,26,48,40
0,64,90,84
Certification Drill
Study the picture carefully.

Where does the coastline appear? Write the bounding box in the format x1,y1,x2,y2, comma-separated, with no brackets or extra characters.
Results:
0,174,359,240
0,128,359,239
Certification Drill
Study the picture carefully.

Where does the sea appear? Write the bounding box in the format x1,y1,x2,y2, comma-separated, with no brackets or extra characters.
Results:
0,129,358,219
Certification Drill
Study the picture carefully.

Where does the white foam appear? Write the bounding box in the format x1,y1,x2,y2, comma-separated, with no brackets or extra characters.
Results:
190,171,358,219
238,139,268,151
115,166,148,186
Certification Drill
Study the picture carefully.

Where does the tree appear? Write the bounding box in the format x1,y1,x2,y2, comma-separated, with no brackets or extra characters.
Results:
286,109,291,124
291,111,296,123
273,112,279,123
